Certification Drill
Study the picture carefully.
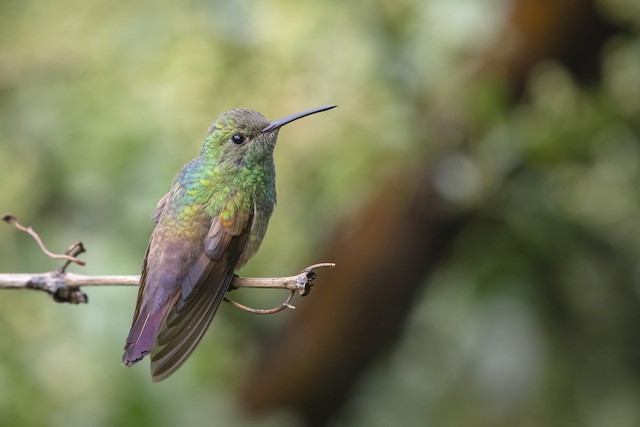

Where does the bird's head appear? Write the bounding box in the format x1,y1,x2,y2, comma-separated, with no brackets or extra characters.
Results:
202,105,337,166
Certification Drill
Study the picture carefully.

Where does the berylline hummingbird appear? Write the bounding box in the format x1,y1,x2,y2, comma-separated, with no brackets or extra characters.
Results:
122,105,336,382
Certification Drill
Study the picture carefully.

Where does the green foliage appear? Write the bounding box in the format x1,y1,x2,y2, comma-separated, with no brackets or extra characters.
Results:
1,0,639,426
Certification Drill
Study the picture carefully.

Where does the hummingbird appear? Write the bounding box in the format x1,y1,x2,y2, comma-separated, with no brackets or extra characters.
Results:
122,104,336,382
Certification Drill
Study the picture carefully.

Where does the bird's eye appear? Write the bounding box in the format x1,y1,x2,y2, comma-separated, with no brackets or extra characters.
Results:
231,134,246,145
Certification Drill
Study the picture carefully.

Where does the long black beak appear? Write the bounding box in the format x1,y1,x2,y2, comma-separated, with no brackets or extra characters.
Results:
262,105,337,133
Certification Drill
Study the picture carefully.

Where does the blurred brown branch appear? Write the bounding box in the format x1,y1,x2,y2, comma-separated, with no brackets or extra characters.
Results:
0,212,333,306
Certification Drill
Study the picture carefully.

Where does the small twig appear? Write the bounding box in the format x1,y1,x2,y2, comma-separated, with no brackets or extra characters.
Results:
2,213,85,267
224,290,297,315
228,263,335,296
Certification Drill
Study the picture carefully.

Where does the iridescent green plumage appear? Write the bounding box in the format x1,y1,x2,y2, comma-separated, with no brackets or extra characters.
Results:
122,105,336,382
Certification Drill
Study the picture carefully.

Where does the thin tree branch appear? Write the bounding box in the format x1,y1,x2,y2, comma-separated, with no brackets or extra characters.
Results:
0,264,335,305
224,291,296,315
223,262,335,314
1,212,334,307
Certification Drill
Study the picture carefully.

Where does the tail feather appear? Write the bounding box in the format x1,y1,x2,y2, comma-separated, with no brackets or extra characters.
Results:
122,307,168,367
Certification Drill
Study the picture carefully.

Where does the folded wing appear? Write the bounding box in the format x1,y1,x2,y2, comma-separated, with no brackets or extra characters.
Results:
149,210,252,382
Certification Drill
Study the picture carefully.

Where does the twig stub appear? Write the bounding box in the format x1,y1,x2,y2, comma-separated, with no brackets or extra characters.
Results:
23,272,89,304
1,213,16,223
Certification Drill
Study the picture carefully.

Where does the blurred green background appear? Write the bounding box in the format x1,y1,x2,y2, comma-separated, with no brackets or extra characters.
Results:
1,0,640,426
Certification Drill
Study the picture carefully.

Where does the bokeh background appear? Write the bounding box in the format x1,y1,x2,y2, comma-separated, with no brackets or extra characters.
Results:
1,0,640,426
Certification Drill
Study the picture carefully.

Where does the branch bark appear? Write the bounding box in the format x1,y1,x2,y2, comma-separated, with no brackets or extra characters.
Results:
0,263,334,305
